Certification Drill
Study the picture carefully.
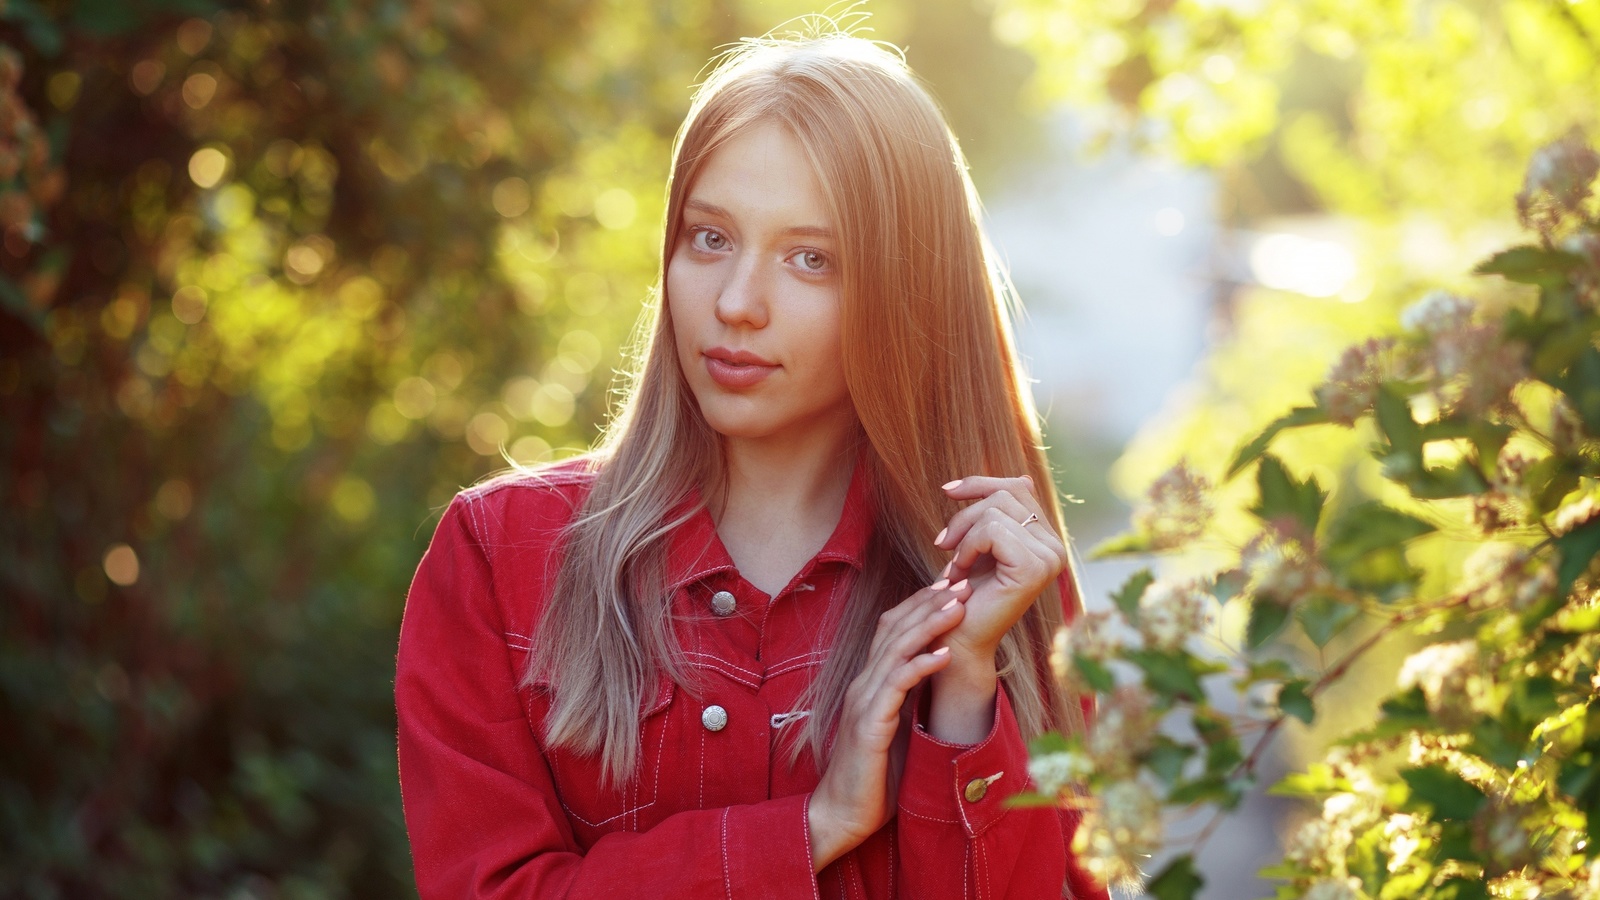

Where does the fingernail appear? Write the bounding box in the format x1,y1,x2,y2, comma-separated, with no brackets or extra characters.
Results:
930,578,950,591
942,480,962,490
941,597,960,611
934,527,948,545
940,561,953,578
933,646,950,656
950,579,969,592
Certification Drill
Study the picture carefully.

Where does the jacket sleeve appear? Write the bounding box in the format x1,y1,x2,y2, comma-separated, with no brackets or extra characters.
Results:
894,569,1109,900
396,496,823,900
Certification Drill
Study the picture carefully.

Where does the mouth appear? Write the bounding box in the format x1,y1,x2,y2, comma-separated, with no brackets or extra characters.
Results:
704,347,778,367
702,347,778,389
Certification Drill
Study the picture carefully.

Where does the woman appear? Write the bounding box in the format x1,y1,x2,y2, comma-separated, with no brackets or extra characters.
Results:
396,28,1107,900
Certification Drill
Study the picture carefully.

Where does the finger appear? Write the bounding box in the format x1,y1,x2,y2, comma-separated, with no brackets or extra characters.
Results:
847,648,953,742
934,489,1037,551
949,511,1060,586
942,474,1035,504
861,583,971,689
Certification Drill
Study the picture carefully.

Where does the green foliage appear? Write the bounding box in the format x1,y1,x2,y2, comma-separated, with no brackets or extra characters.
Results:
0,1,1051,895
1034,134,1600,898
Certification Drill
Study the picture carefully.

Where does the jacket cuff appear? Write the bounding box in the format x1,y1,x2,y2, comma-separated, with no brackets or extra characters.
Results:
900,685,1029,837
722,792,820,900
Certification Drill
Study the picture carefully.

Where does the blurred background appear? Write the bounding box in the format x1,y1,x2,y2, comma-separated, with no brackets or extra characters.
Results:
2,0,1593,896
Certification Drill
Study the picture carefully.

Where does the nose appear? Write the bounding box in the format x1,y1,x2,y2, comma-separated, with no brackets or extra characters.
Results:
713,255,769,329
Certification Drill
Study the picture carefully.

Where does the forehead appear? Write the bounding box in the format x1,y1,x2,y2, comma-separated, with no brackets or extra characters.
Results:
686,121,833,229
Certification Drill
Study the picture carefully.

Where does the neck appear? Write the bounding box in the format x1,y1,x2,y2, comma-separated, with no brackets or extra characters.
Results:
707,417,860,596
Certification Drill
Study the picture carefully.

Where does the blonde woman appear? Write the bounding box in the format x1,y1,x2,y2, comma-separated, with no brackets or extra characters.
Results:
396,29,1108,900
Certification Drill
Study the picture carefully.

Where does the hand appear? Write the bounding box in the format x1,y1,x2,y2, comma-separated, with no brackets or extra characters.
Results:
932,475,1067,675
807,578,973,871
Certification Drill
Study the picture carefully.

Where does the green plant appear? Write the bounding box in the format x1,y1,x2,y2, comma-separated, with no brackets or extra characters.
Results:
1029,133,1600,900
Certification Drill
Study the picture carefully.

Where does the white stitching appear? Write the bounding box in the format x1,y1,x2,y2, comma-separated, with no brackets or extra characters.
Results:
898,806,960,825
720,808,733,900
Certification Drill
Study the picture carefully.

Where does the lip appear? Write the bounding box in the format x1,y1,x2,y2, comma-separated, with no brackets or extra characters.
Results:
703,346,778,389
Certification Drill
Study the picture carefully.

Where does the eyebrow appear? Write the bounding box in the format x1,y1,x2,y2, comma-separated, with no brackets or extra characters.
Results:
684,199,835,239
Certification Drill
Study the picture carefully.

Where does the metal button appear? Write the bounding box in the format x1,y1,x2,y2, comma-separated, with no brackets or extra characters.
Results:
711,590,737,617
964,778,990,803
702,705,728,732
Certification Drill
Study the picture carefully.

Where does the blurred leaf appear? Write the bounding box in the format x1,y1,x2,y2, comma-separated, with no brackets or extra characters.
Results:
1146,854,1203,900
1321,501,1434,566
1473,245,1585,286
1227,406,1328,477
1112,568,1155,623
1146,737,1194,785
1400,766,1486,820
1250,455,1325,535
1278,679,1314,725
1433,877,1491,900
1124,649,1222,701
1072,656,1115,694
1556,517,1600,600
1246,599,1291,650
1088,530,1153,558
1296,594,1360,647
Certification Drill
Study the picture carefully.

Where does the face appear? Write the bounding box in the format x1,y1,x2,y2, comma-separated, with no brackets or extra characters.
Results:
667,121,856,448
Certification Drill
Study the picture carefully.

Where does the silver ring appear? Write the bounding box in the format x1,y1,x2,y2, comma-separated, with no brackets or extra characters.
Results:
1021,512,1040,528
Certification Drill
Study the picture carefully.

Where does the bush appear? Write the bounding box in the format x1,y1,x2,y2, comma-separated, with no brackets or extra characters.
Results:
1034,133,1600,900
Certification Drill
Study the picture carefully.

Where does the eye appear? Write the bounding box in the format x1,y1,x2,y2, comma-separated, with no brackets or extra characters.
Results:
789,249,831,273
689,226,729,253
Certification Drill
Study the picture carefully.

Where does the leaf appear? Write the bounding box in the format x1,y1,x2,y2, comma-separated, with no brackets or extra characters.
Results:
1028,732,1072,756
1125,649,1211,701
1375,385,1422,462
1278,679,1314,725
1146,738,1194,785
1433,877,1491,900
1400,766,1486,820
1556,517,1600,599
1003,791,1062,809
1111,569,1155,623
1072,656,1115,694
1523,456,1580,516
1321,502,1436,566
1226,406,1328,477
1209,568,1247,605
1296,594,1360,647
1558,346,1600,436
1088,530,1153,559
1251,455,1325,536
1473,244,1585,285
1146,854,1203,900
1246,599,1291,650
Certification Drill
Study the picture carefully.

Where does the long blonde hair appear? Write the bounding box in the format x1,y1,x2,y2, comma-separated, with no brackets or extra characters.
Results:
526,30,1086,785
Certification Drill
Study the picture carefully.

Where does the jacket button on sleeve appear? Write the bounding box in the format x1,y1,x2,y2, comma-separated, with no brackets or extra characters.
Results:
701,704,729,732
710,590,737,616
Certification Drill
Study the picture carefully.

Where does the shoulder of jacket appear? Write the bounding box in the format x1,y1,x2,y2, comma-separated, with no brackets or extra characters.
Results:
450,456,599,534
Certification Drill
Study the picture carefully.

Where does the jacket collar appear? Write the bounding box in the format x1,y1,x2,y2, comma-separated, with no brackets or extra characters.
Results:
664,456,875,594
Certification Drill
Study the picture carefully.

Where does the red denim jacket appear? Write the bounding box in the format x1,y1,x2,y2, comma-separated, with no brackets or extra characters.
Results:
396,459,1108,899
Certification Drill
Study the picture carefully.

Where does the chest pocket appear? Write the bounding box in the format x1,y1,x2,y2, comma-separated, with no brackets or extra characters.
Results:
526,676,680,845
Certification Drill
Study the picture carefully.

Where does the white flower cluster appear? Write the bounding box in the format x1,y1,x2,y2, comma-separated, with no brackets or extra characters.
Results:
1517,131,1600,236
1027,750,1093,799
1553,495,1600,536
1085,685,1156,775
1398,640,1486,728
1400,291,1473,335
1073,778,1163,886
1463,542,1556,612
1136,579,1211,651
1243,536,1329,606
1317,338,1399,426
1133,461,1212,550
1302,877,1365,900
